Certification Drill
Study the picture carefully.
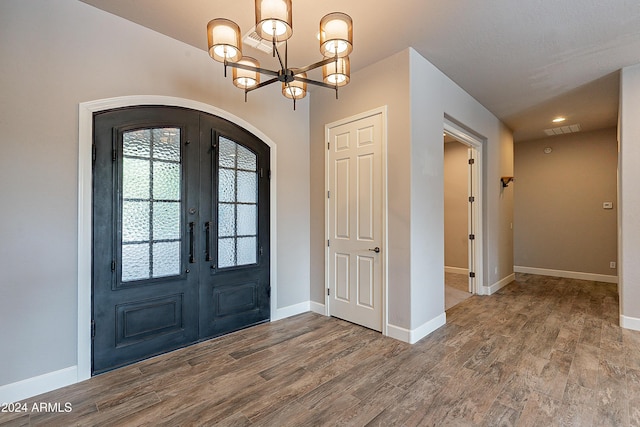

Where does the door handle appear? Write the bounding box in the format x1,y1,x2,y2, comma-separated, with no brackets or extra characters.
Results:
368,247,380,253
188,222,195,263
204,221,212,262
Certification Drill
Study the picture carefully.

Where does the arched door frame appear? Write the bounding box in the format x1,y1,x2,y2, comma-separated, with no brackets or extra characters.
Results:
77,96,278,382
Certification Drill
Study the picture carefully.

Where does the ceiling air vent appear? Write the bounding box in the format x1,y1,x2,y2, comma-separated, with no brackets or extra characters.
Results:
242,27,284,54
544,123,581,136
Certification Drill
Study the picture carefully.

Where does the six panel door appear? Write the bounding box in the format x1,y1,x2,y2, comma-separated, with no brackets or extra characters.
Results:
327,112,383,331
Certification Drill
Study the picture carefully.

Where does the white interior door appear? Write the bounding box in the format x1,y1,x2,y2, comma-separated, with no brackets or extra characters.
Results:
327,112,383,331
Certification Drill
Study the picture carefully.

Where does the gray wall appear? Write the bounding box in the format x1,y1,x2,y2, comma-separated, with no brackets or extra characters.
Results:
444,141,469,269
514,128,618,276
0,0,310,387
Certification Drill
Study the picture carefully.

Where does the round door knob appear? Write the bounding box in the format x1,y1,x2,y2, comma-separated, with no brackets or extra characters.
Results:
368,247,380,253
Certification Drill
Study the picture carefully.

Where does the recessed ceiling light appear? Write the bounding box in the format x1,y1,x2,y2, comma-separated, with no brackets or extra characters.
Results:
552,117,566,123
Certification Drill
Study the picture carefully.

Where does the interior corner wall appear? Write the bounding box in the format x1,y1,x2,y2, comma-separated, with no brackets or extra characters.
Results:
310,50,412,329
619,63,640,327
514,128,618,277
310,47,514,333
444,141,470,269
0,0,310,388
408,48,514,328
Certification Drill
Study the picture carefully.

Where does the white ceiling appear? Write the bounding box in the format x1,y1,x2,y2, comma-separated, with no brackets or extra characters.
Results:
80,0,640,141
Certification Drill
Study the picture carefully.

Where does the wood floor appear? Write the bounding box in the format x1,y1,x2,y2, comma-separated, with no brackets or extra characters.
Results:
2,273,639,426
445,272,472,310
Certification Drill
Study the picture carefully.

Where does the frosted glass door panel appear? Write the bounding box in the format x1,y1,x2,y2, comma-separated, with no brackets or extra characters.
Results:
217,137,258,268
121,128,182,282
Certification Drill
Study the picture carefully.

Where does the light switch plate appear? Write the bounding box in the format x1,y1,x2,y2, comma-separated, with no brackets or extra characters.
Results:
603,202,613,209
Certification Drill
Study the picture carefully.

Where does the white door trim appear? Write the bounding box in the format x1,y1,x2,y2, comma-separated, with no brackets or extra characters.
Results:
78,95,278,382
324,106,388,336
443,118,485,295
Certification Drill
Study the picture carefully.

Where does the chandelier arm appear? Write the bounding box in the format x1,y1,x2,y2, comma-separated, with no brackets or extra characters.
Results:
293,75,338,90
273,39,287,71
290,56,337,75
244,77,279,93
225,61,280,77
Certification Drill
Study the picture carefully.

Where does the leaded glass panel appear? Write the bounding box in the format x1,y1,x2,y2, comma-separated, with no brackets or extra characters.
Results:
217,136,258,268
121,128,182,282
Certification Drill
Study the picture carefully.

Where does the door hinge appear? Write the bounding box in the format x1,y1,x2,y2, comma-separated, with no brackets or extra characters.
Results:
469,196,475,203
112,149,117,162
328,142,330,150
327,190,330,199
91,320,96,339
469,272,476,278
260,168,264,178
327,239,330,247
259,246,263,256
469,234,475,240
468,158,475,165
327,288,330,296
92,144,96,164
111,260,116,271
268,170,272,180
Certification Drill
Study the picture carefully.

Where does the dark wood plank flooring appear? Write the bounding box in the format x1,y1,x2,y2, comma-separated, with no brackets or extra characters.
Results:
2,273,639,426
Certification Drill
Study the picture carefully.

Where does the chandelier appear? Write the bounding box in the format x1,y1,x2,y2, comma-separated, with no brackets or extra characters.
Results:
207,0,353,109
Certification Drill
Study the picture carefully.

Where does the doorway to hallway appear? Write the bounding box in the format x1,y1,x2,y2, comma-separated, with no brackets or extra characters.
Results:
443,118,484,308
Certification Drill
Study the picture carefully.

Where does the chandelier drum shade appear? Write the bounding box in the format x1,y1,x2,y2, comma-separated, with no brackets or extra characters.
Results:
233,57,260,89
319,13,353,58
282,72,307,100
207,19,242,63
255,0,293,41
323,57,350,86
207,0,353,109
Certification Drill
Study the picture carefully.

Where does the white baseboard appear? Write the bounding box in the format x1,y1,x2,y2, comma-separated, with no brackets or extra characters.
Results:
487,273,515,295
0,366,78,404
271,301,310,322
514,266,618,284
621,314,640,331
310,301,326,315
445,266,468,275
386,313,446,344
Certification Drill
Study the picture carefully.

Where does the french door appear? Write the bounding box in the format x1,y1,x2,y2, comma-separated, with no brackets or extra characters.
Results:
92,106,270,374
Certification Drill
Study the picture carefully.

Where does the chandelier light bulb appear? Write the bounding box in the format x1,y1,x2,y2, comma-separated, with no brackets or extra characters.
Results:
261,20,288,37
213,45,238,60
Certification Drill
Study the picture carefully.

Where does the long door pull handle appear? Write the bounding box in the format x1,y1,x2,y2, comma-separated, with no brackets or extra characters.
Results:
368,247,380,253
188,222,196,264
204,221,213,262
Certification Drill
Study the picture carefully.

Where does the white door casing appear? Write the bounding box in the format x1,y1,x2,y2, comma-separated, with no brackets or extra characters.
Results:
326,110,385,332
467,147,476,293
443,117,484,295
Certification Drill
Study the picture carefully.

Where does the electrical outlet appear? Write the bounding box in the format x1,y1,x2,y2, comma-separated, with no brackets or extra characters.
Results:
610,261,616,269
